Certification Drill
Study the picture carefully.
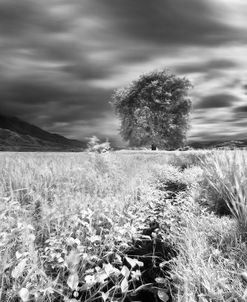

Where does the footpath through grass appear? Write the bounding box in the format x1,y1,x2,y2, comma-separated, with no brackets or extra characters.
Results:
1,151,247,302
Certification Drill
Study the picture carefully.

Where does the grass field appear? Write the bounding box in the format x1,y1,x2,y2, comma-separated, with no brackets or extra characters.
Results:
1,150,247,302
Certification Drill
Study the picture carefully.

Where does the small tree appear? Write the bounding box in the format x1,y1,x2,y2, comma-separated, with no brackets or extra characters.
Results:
111,69,192,150
87,136,100,150
87,136,111,153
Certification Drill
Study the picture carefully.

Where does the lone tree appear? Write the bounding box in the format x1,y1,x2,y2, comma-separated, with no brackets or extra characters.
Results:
111,69,192,150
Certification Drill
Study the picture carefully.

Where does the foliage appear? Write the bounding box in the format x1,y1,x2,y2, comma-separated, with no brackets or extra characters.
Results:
1,150,247,301
111,69,192,150
87,136,111,153
0,152,175,301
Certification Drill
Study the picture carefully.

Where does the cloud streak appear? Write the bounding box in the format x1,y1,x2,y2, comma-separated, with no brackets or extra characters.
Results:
0,0,247,143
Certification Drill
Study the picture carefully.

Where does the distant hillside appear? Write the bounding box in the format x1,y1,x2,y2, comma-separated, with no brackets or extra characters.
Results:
0,114,86,151
189,139,247,149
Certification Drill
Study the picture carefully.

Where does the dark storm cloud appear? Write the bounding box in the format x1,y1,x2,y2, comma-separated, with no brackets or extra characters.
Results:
243,84,247,94
234,105,247,113
233,105,247,121
195,93,240,109
61,63,115,81
0,82,112,125
0,79,70,105
83,0,242,47
0,0,246,142
0,0,69,36
47,89,113,123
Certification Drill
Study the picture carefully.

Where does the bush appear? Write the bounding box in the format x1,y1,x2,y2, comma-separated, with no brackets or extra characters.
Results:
87,136,111,153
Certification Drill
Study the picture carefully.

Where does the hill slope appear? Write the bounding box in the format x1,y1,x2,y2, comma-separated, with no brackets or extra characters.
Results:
0,115,86,151
189,139,247,149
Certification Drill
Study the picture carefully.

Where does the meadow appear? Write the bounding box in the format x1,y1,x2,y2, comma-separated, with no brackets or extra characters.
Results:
1,150,247,302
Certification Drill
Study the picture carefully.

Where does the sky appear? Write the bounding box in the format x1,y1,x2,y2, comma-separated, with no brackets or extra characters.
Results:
1,0,247,145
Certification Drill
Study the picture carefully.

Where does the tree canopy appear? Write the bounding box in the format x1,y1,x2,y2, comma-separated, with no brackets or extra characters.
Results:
111,69,192,150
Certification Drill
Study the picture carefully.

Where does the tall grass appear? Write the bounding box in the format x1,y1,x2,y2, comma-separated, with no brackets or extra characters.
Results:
171,202,245,302
200,150,247,231
169,152,247,301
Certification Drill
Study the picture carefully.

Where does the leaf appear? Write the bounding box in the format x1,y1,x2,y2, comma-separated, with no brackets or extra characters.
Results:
65,249,80,270
104,263,115,276
95,271,108,283
131,269,141,281
104,263,120,276
125,256,143,268
121,277,129,293
84,274,97,288
240,271,247,282
121,265,130,278
16,251,22,259
114,253,122,265
12,258,28,279
64,298,77,302
74,238,81,245
159,261,168,268
67,237,76,246
57,256,64,263
157,290,169,302
27,224,35,231
19,288,29,302
133,283,153,293
28,234,36,242
101,292,109,301
66,237,81,246
67,272,79,290
89,235,101,243
155,277,167,284
140,235,152,240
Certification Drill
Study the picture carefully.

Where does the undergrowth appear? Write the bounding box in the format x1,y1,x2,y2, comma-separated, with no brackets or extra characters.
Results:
1,150,247,301
0,152,179,301
171,149,247,301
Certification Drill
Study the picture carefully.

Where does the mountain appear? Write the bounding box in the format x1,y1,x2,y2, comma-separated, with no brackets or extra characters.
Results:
189,139,247,149
0,114,86,151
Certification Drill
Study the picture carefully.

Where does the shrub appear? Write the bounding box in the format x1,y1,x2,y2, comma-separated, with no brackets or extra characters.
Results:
87,136,111,153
